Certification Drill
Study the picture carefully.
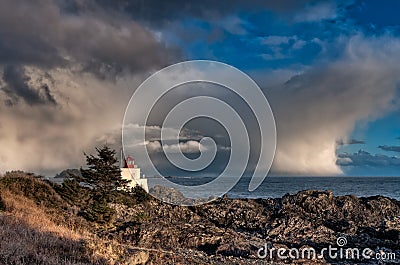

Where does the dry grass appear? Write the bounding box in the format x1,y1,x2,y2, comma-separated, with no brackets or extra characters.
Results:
0,189,152,265
1,190,82,239
0,189,105,265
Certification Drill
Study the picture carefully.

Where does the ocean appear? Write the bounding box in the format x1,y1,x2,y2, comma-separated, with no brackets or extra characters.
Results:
147,176,400,200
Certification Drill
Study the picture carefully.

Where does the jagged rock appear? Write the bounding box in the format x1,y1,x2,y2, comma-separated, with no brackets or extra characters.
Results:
107,190,400,264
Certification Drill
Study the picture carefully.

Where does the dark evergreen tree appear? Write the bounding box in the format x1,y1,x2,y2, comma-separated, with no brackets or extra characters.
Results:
56,178,88,207
81,199,116,224
80,146,129,201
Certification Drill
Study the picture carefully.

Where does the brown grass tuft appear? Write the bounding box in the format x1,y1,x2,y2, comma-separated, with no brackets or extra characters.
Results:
0,189,107,265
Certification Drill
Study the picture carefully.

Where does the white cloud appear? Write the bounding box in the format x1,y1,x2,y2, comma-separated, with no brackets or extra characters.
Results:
337,150,400,167
145,140,162,152
262,36,291,46
123,124,203,147
294,2,337,22
217,15,249,35
336,157,353,166
260,35,308,60
146,140,205,153
0,67,146,175
269,34,400,175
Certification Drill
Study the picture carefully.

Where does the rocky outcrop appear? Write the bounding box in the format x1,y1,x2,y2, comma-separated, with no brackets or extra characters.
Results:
149,185,214,205
108,190,400,264
54,168,82,179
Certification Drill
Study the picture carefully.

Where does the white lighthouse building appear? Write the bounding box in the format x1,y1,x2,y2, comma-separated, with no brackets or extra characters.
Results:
120,154,148,192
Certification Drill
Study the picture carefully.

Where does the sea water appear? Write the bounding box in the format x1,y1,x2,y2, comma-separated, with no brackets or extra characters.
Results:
148,176,400,200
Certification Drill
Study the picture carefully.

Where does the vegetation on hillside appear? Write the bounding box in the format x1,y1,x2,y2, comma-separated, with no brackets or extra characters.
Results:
0,147,152,265
4,146,398,265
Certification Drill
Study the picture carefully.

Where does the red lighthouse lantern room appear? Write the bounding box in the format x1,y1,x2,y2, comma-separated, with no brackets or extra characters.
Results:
124,155,135,168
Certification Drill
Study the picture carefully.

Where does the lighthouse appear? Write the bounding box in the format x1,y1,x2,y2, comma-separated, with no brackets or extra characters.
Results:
120,152,148,192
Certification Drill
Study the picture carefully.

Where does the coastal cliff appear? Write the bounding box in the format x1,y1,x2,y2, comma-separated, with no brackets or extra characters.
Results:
0,173,399,264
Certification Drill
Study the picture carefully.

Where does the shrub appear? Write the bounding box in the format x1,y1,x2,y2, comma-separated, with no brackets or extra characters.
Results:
0,171,66,209
55,178,90,207
81,198,116,224
131,186,152,203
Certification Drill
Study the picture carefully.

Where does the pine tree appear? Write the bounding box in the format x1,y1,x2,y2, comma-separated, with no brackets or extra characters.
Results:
80,146,129,200
56,178,88,207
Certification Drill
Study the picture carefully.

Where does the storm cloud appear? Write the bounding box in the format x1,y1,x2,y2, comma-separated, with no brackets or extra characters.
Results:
268,35,400,175
0,0,173,75
0,0,176,174
93,0,325,24
1,1,400,178
1,65,57,106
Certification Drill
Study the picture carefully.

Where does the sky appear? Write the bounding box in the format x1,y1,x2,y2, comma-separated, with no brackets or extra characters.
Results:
0,0,400,176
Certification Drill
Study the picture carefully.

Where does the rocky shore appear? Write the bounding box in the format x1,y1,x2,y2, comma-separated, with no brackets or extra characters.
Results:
107,187,400,264
1,174,399,264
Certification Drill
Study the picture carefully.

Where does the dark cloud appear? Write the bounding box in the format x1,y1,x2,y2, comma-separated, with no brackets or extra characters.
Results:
0,1,399,177
0,0,175,76
1,65,56,106
0,0,179,107
337,150,400,167
93,0,323,24
0,0,180,174
378,145,400,153
336,139,365,145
